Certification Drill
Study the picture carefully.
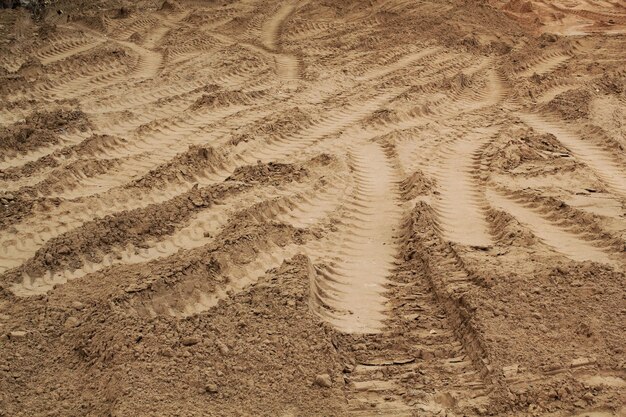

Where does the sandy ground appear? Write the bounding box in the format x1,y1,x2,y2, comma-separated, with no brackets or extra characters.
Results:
0,0,625,415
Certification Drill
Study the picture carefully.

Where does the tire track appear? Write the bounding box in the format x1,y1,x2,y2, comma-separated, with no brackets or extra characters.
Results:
519,113,626,196
355,46,443,82
408,65,506,122
492,188,626,257
0,130,93,171
5,155,333,296
0,107,276,274
29,34,164,103
308,141,403,334
238,91,398,164
261,1,296,50
57,89,273,196
35,36,106,65
486,189,615,265
121,168,347,317
12,174,338,297
55,105,254,198
259,0,301,83
35,62,132,101
339,201,493,414
545,1,626,25
282,20,333,41
115,40,163,80
517,52,572,77
1,81,315,276
107,15,162,41
429,128,497,248
532,82,577,105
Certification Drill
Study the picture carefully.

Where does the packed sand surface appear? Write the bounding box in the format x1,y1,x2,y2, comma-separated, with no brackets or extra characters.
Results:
0,0,625,415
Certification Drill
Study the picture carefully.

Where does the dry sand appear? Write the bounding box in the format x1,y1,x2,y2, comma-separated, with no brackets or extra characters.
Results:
0,0,625,415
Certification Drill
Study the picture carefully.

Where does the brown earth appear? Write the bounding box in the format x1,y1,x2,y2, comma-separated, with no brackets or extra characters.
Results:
0,0,625,416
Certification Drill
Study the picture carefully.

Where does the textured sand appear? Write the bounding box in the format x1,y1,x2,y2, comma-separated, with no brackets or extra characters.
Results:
0,0,625,415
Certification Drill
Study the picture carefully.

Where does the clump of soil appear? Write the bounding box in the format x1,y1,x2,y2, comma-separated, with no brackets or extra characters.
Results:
228,107,312,146
545,88,592,120
159,0,182,13
36,22,57,39
400,169,435,200
0,108,90,157
226,161,308,185
28,158,119,196
503,0,534,13
113,6,133,19
0,190,60,231
0,73,28,97
189,89,265,111
488,40,512,55
0,255,346,416
128,31,142,43
487,127,573,173
17,57,43,78
363,108,396,126
468,256,626,413
71,134,127,156
68,13,108,32
440,71,474,91
539,32,559,44
487,208,538,247
130,145,225,189
596,72,625,96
